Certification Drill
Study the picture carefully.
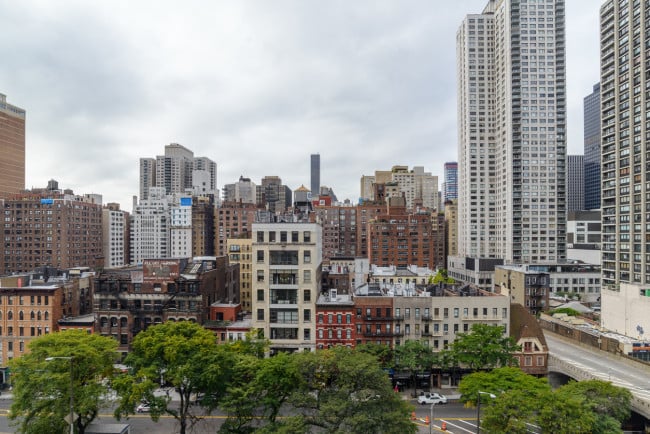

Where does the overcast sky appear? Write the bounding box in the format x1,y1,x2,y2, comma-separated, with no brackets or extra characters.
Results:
0,0,600,211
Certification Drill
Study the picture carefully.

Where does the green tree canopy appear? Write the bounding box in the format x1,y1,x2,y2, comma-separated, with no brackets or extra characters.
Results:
9,330,119,434
113,321,232,434
444,323,520,370
394,340,435,391
355,342,394,368
461,369,632,434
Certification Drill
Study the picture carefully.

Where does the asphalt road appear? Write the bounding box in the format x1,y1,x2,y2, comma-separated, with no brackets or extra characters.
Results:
0,397,481,434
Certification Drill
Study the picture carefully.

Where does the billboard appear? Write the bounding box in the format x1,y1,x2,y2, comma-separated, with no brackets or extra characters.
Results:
180,197,192,206
143,259,180,282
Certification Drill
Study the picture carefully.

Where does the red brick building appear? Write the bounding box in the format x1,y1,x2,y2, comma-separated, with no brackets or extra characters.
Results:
353,292,397,346
312,205,358,263
315,291,356,349
215,201,261,256
366,198,444,269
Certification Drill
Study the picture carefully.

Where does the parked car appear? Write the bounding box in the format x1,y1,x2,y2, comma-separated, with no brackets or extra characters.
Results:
417,392,448,405
136,403,151,413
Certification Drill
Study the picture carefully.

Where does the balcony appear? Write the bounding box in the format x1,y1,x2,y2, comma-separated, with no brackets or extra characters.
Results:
362,331,403,338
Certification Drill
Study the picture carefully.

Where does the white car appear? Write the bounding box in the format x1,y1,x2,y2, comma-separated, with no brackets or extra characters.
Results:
417,392,448,405
136,403,151,413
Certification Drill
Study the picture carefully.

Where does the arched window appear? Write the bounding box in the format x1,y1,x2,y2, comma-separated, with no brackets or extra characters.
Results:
111,317,118,327
100,317,108,327
7,311,13,320
44,312,49,321
120,317,127,327
30,311,35,320
37,311,42,321
19,311,24,321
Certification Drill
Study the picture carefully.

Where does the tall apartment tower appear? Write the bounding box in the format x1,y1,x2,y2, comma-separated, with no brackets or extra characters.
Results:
443,162,459,203
0,93,26,199
310,154,320,196
102,203,130,268
456,0,567,265
584,83,601,210
139,144,217,201
600,0,650,337
567,155,585,212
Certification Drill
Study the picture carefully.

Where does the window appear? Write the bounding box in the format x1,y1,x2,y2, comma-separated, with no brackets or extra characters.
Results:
304,329,310,340
328,314,333,324
453,308,459,318
337,314,342,324
303,231,311,242
257,289,264,301
257,270,264,282
303,270,311,283
318,314,323,323
292,231,299,242
269,231,276,242
280,231,287,242
257,251,264,262
346,314,351,324
304,290,311,302
304,251,311,263
257,231,264,242
257,309,265,321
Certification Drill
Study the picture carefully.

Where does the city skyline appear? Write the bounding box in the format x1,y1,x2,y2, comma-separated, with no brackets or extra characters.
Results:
0,1,599,210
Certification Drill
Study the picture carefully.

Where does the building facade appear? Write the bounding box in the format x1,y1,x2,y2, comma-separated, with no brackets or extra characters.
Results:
599,0,650,337
583,83,601,210
0,186,103,275
310,154,320,197
0,93,25,200
227,238,253,312
102,203,130,269
251,222,322,353
456,0,567,264
215,201,259,256
567,155,585,212
443,162,458,203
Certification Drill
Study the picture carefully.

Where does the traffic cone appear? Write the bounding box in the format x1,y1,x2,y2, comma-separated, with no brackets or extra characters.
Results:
411,411,416,420
441,421,447,431
425,415,430,424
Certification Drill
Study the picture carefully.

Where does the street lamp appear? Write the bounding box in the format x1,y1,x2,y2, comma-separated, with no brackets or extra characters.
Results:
429,402,436,434
46,356,74,434
476,390,496,434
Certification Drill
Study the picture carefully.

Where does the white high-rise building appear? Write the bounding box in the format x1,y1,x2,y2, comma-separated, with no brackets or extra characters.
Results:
453,0,566,285
102,204,129,268
170,196,193,259
599,0,650,338
130,187,171,264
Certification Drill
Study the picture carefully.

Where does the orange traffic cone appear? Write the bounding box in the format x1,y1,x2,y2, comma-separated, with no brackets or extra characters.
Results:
425,416,430,424
411,411,416,420
441,421,447,431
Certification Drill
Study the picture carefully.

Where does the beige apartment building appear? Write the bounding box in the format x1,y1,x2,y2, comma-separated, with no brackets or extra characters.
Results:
251,222,322,353
227,238,253,312
0,93,25,200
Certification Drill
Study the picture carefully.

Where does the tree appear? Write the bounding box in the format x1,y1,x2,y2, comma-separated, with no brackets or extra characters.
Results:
9,330,119,434
355,342,394,368
288,347,416,434
429,269,455,285
445,323,520,370
554,380,632,434
394,340,435,393
113,321,231,434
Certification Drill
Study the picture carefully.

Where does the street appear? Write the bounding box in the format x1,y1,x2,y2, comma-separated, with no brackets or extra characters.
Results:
0,395,480,434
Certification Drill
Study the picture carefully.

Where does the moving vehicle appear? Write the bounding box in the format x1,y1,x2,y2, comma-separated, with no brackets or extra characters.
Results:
136,403,151,413
417,392,448,405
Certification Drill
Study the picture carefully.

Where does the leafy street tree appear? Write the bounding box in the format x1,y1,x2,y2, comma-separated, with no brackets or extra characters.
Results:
460,369,632,434
458,367,550,405
394,340,435,393
445,323,520,370
113,321,232,434
554,380,632,434
355,342,394,368
288,346,416,434
9,330,119,434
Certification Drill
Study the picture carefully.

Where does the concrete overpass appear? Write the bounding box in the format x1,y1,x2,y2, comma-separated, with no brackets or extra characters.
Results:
546,332,650,419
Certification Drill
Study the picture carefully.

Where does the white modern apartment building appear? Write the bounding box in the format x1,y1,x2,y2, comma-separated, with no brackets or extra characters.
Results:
451,0,567,285
102,204,129,268
170,196,193,259
130,187,171,264
251,222,322,353
599,0,650,338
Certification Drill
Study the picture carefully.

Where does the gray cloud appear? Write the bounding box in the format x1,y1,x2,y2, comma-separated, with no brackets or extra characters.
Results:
0,0,598,210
